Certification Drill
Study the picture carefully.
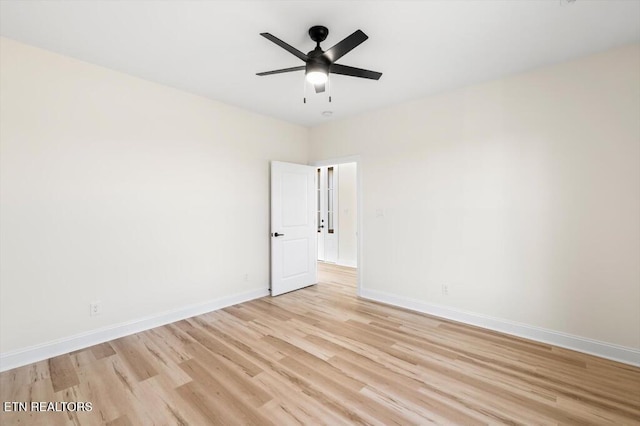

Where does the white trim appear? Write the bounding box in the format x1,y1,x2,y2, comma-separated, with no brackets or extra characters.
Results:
312,155,360,167
336,259,358,268
0,288,268,372
309,155,362,295
360,288,640,367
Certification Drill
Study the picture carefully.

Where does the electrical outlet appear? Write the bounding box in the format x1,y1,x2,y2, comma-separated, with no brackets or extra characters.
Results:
442,284,449,296
90,302,102,316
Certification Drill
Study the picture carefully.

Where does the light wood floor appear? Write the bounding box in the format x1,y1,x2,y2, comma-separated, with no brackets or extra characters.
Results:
1,263,639,425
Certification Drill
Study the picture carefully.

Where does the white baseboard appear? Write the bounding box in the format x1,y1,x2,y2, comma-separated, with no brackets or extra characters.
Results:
336,259,357,268
0,288,269,372
360,288,640,367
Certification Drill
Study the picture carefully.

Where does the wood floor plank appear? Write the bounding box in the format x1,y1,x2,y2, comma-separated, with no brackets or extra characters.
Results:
69,348,98,370
110,336,158,382
175,318,264,377
89,342,116,360
331,355,487,425
72,358,126,423
177,361,275,425
183,341,273,407
105,414,133,426
255,369,355,426
135,372,210,426
276,355,403,425
92,357,156,424
1,262,639,425
48,354,79,393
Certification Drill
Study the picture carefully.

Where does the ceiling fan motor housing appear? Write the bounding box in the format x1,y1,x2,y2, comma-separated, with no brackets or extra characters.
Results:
307,27,331,76
306,46,331,75
309,25,329,44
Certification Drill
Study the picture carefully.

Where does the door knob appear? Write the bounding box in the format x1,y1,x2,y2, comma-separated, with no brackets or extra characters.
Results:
273,232,285,237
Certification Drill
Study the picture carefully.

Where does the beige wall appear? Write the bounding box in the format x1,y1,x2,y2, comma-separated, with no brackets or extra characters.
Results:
0,38,308,353
310,44,640,349
1,36,638,359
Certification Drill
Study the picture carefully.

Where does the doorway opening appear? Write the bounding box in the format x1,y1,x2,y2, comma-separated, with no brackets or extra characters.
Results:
313,158,360,294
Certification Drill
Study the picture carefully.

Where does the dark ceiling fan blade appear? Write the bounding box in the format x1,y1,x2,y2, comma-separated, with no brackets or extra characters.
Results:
330,63,382,80
260,33,308,62
256,66,305,76
314,83,326,93
324,30,368,63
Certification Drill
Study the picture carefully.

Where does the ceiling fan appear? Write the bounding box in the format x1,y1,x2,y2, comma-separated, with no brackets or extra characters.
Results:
256,26,382,95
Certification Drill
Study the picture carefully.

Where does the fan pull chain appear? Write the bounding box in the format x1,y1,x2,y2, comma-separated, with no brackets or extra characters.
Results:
328,77,332,103
303,77,307,104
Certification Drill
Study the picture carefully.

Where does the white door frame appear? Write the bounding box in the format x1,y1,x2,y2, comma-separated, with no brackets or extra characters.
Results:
310,156,362,296
316,165,339,263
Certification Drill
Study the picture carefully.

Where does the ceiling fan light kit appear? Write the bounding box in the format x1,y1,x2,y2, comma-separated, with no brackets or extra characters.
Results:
257,25,382,102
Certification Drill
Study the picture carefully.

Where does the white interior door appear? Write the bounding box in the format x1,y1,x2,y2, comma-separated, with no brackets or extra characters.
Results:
271,161,317,296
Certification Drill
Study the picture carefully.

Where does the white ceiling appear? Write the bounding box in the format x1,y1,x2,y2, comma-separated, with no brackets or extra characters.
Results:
1,1,639,127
